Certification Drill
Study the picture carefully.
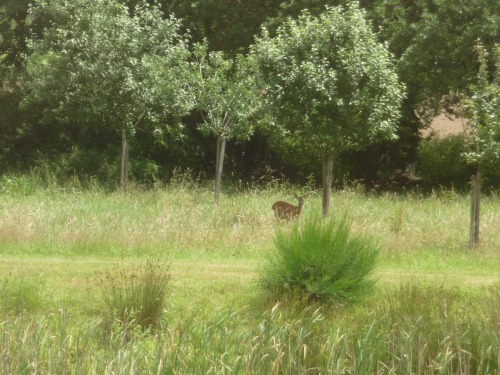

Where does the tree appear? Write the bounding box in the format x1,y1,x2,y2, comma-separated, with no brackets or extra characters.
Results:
462,44,500,245
371,0,500,120
265,0,500,185
189,44,259,204
462,45,500,175
0,0,42,171
249,3,404,216
22,0,191,190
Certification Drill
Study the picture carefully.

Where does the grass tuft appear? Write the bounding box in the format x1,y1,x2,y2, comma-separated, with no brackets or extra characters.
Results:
92,258,171,332
261,214,379,303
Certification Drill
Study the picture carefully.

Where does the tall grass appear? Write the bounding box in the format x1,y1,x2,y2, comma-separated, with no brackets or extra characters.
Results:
261,214,378,302
0,283,498,374
1,179,500,260
92,258,171,331
0,177,499,373
0,274,46,315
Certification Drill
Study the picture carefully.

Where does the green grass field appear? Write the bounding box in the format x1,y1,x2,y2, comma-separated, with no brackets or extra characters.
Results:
0,181,499,373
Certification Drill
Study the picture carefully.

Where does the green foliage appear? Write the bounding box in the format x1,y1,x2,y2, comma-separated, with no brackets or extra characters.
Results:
190,44,258,141
372,0,500,121
249,2,404,214
368,283,500,373
93,258,171,331
462,44,500,174
23,0,191,141
0,184,499,373
3,0,500,188
250,2,404,156
0,274,46,314
0,285,498,374
166,0,283,55
417,134,474,189
261,214,378,303
0,173,40,195
188,43,261,202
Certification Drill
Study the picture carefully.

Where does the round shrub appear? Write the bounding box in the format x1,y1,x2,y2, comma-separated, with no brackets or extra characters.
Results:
261,215,378,303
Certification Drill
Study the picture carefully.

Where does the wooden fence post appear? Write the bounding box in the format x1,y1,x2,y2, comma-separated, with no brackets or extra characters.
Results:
120,129,129,193
469,172,480,246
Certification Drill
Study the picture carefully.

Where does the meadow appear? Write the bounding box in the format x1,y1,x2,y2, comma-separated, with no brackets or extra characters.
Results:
0,175,499,374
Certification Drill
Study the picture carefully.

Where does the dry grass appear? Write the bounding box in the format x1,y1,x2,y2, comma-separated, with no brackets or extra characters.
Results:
1,184,499,259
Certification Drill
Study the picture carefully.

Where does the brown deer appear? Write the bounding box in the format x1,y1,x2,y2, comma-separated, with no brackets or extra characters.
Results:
272,193,306,221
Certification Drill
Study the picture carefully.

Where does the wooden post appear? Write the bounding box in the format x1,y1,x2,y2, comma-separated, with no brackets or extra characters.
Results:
214,135,226,205
120,129,129,193
469,171,480,246
322,154,333,218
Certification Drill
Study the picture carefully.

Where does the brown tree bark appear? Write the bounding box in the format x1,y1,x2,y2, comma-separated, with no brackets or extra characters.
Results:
469,170,480,246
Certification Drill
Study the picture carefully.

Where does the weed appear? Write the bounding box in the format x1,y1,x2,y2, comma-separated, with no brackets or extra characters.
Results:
92,258,171,332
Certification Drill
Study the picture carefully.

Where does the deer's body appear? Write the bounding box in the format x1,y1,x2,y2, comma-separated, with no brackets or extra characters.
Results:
272,194,305,221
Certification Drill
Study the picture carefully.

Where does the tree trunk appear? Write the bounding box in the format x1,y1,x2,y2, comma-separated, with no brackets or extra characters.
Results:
469,170,480,246
214,135,226,204
322,154,334,217
120,129,129,193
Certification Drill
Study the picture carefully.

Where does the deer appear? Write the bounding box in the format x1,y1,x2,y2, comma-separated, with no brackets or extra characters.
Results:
272,193,306,221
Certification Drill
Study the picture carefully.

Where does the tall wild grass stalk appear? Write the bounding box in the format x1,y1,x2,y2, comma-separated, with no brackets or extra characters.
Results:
1,180,500,261
0,178,498,372
0,274,46,315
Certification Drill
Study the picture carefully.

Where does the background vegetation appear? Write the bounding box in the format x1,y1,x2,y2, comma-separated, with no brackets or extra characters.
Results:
1,0,499,190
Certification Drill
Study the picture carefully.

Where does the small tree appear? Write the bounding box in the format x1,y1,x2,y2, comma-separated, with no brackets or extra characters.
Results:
250,3,404,216
189,44,259,204
462,44,500,245
23,0,191,190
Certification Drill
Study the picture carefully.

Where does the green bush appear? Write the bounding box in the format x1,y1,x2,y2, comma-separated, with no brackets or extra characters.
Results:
261,215,378,303
93,258,171,331
417,134,474,190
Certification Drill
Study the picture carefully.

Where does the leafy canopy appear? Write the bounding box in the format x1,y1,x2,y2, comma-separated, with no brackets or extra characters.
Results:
23,0,191,135
462,44,500,174
372,0,500,120
189,43,258,141
249,2,405,156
